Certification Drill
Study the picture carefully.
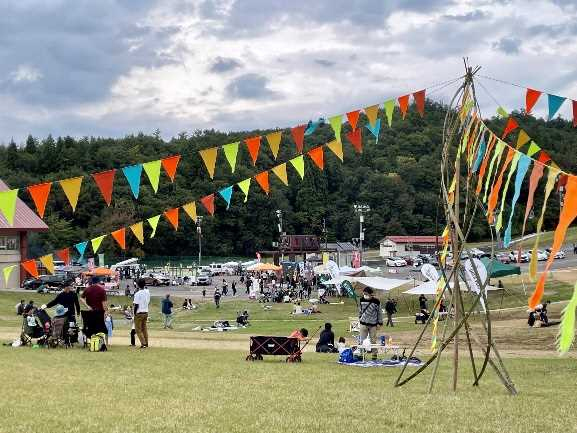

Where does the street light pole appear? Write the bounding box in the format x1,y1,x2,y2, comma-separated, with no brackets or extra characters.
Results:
353,204,370,266
276,210,284,262
196,216,203,268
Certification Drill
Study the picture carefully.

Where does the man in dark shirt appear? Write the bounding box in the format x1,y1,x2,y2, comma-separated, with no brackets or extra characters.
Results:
161,294,174,329
16,300,25,316
42,285,81,323
385,299,397,327
80,277,108,336
419,294,427,311
316,322,336,353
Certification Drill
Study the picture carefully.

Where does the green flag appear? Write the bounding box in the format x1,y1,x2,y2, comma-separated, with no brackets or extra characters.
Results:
143,160,162,193
3,265,16,286
290,155,305,179
237,178,251,202
383,99,395,127
147,215,161,238
0,189,18,225
329,114,342,142
223,142,239,172
91,235,106,254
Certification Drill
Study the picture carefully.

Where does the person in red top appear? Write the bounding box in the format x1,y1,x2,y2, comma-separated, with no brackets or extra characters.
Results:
289,328,309,340
80,276,108,336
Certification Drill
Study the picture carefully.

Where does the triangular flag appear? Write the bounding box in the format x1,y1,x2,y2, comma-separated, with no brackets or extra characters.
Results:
329,115,343,142
130,222,144,244
3,265,15,286
366,118,381,143
398,95,410,119
525,88,541,114
237,178,251,202
164,208,179,230
290,155,305,179
516,129,530,149
527,141,541,157
245,136,261,165
59,177,83,212
200,194,215,216
223,142,239,172
91,235,106,254
27,182,52,218
364,105,379,128
413,89,426,117
266,132,282,159
383,100,395,127
199,147,218,179
0,189,18,225
111,227,126,249
21,259,38,279
92,169,116,206
147,215,161,238
40,254,55,274
573,100,577,128
56,248,70,265
291,125,306,153
219,186,233,209
346,128,362,153
182,202,197,222
307,146,324,170
122,164,143,199
161,155,180,182
538,151,551,164
75,241,88,258
548,94,566,120
326,140,344,162
142,160,162,193
501,117,519,139
272,163,289,186
497,106,509,118
255,171,270,194
346,110,360,130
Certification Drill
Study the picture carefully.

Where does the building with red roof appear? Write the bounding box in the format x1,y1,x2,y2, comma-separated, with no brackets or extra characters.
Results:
379,235,441,258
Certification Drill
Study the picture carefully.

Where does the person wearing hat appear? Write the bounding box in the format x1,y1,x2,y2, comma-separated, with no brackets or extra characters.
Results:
42,285,81,323
358,287,383,360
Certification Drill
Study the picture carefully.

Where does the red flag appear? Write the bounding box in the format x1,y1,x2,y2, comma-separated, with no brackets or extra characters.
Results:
398,95,410,119
307,147,324,170
254,171,270,195
21,259,39,278
501,117,519,139
245,136,261,165
525,88,541,114
346,128,362,153
291,125,306,153
200,194,215,216
538,151,551,164
164,208,179,230
412,89,426,117
161,155,181,182
27,182,52,218
111,228,126,249
573,100,577,128
92,169,116,206
346,110,360,130
56,248,70,265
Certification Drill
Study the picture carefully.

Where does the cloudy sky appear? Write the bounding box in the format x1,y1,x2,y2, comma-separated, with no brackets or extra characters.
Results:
1,0,576,143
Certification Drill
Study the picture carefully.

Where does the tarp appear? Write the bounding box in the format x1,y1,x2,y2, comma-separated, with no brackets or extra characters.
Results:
83,267,117,276
404,281,438,295
480,258,521,278
247,262,282,272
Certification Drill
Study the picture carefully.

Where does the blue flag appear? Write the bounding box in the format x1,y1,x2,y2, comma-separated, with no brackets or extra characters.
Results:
548,94,566,120
122,164,143,198
366,118,381,144
472,135,487,173
74,241,88,259
219,186,233,209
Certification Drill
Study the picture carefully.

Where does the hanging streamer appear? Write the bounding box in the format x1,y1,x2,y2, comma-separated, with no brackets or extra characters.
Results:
475,136,497,194
503,155,531,247
482,141,505,203
558,281,577,353
495,153,521,231
521,162,546,239
487,148,515,221
472,134,487,173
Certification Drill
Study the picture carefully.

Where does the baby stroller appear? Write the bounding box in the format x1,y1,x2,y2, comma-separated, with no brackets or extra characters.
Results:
48,316,79,348
20,309,51,346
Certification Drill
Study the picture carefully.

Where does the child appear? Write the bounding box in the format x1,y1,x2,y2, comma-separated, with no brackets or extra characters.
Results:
105,313,113,345
337,337,347,354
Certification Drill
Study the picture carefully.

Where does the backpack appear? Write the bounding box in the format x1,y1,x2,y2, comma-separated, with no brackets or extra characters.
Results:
339,348,354,363
89,332,107,352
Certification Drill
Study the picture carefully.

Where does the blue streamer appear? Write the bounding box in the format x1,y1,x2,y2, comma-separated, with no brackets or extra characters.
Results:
503,155,532,247
472,134,487,173
366,118,381,144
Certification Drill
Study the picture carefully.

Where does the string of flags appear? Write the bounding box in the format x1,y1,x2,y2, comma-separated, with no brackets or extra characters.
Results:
522,87,577,125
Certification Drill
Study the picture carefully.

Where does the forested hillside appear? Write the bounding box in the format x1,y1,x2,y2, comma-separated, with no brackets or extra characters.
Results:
1,101,576,259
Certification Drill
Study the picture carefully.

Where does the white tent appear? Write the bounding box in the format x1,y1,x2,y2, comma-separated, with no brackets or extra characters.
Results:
404,281,438,295
322,276,408,292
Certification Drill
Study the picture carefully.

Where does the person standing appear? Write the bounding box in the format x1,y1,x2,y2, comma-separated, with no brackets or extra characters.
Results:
214,289,221,308
80,277,108,337
42,285,81,323
358,287,383,360
384,298,397,327
16,300,25,315
232,281,237,297
202,289,206,298
418,294,427,311
133,279,150,348
161,294,174,329
222,279,228,296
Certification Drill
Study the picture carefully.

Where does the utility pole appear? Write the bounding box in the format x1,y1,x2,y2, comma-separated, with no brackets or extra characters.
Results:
353,204,370,266
276,210,284,262
196,216,203,268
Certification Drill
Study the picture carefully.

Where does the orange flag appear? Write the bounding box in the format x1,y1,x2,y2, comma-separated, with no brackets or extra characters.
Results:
346,128,362,153
164,208,179,230
111,228,126,250
346,110,360,130
255,171,270,195
307,146,324,170
398,95,410,119
521,162,546,236
21,259,39,278
92,169,116,206
531,176,577,308
291,125,306,153
525,88,541,114
56,248,70,265
245,136,261,165
161,155,181,182
27,182,52,218
200,194,215,216
412,89,426,117
501,117,519,139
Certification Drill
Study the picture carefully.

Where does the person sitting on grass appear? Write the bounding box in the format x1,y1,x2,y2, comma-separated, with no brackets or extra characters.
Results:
316,322,336,353
336,336,347,354
289,328,309,340
292,302,303,315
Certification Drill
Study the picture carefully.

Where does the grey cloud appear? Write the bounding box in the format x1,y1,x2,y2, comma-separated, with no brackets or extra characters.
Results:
210,57,242,73
226,73,277,100
315,59,336,67
443,10,488,22
493,37,522,54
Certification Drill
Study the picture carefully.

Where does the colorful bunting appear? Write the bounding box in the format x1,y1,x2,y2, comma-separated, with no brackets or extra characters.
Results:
472,135,487,173
347,128,363,153
501,117,519,139
413,89,426,117
255,171,270,194
495,153,521,231
496,106,509,118
181,202,197,224
27,182,52,218
503,155,531,247
3,265,16,286
75,241,88,259
91,235,106,254
40,254,55,275
219,186,233,209
291,125,306,153
161,155,181,182
548,94,566,120
56,248,70,265
164,208,179,230
398,95,410,119
521,163,545,239
200,194,215,216
111,228,126,250
199,147,218,179
130,222,145,244
122,164,143,199
346,110,360,130
21,259,39,279
384,99,395,127
92,169,116,206
290,155,305,179
223,142,240,172
364,105,379,127
366,118,381,143
143,160,162,193
59,177,83,212
525,88,541,114
266,132,282,160
527,141,541,157
559,282,577,353
0,189,18,225
272,164,289,186
237,178,251,202
483,141,505,203
487,148,515,220
326,139,344,162
329,115,343,142
308,146,324,170
147,215,161,238
245,136,261,165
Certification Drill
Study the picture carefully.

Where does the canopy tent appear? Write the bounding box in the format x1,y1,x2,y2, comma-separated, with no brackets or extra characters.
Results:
479,258,521,278
404,280,503,296
246,262,282,272
323,276,408,292
83,267,117,276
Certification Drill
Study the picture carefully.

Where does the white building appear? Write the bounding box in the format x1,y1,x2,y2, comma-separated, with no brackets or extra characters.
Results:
379,236,440,258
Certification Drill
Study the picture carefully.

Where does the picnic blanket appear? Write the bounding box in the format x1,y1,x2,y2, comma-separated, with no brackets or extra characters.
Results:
338,359,423,368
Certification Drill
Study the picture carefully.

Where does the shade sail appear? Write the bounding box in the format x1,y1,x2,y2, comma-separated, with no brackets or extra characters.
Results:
480,258,521,278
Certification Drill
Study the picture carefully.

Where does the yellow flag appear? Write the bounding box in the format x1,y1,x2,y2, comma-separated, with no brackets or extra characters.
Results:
59,176,83,212
364,105,379,128
516,129,530,149
326,139,344,162
40,254,55,274
182,202,197,221
266,131,282,160
272,163,288,186
130,222,144,245
3,265,16,286
199,147,218,179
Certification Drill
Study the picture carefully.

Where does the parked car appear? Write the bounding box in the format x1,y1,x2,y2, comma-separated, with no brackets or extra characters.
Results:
386,257,407,267
509,251,529,263
142,273,171,286
196,271,213,286
495,253,511,264
528,250,548,261
554,250,566,259
22,274,75,291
